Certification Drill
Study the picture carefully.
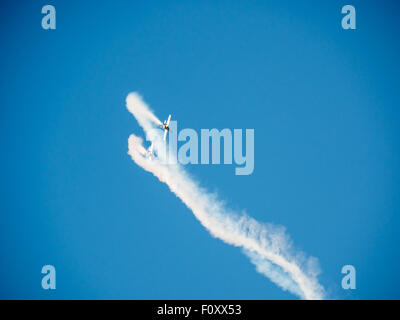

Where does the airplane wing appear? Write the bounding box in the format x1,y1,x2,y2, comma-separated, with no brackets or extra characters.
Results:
163,129,168,141
166,114,171,126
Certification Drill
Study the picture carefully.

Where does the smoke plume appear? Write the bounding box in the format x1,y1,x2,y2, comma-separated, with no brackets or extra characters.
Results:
126,92,325,299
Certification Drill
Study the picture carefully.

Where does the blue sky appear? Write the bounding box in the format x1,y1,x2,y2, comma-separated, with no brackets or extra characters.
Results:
1,0,399,299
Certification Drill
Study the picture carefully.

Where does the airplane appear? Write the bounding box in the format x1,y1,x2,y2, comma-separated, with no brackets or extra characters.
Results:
161,114,171,141
146,143,154,159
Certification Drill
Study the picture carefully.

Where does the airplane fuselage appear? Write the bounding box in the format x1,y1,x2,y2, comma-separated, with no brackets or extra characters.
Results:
162,115,172,140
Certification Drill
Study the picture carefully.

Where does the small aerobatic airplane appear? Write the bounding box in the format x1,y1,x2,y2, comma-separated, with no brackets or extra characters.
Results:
161,114,171,141
145,115,172,159
146,143,154,159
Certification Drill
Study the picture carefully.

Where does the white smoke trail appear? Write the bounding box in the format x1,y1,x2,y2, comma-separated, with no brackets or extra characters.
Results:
126,92,325,300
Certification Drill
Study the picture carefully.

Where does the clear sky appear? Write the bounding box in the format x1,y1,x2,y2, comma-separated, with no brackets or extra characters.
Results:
1,0,399,299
